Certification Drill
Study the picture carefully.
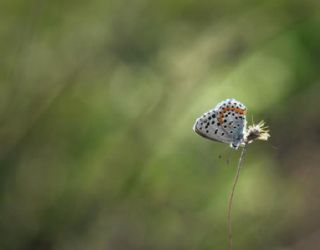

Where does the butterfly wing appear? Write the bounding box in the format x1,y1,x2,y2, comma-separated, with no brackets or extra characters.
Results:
193,98,247,149
215,99,247,148
193,109,234,144
219,115,246,148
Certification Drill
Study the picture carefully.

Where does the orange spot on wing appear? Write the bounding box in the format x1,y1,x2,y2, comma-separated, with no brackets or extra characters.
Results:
218,114,224,124
221,107,246,114
219,107,247,124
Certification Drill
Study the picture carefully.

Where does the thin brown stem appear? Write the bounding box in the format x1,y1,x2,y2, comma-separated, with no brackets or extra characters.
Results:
227,145,247,250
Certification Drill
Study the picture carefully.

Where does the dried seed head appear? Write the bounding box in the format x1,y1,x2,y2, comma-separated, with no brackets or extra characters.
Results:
244,121,270,144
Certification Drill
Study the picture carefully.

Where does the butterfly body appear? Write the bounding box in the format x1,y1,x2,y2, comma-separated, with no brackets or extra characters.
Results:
193,99,247,149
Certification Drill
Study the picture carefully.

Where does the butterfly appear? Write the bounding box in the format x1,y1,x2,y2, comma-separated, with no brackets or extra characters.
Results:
193,98,247,149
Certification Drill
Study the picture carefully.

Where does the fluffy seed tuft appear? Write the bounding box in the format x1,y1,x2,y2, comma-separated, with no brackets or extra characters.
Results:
244,121,270,144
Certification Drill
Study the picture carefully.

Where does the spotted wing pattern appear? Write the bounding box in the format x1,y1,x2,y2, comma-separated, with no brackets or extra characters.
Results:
193,98,247,149
193,109,233,144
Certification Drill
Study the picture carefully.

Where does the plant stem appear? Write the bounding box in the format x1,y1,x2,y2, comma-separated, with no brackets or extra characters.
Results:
227,145,247,250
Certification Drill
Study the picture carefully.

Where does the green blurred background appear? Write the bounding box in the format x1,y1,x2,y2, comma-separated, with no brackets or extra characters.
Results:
1,0,320,249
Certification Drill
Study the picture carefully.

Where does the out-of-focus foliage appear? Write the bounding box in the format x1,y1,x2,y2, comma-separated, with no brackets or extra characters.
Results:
0,0,320,249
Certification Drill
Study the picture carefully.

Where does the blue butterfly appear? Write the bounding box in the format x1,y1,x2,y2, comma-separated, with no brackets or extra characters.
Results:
193,99,247,149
